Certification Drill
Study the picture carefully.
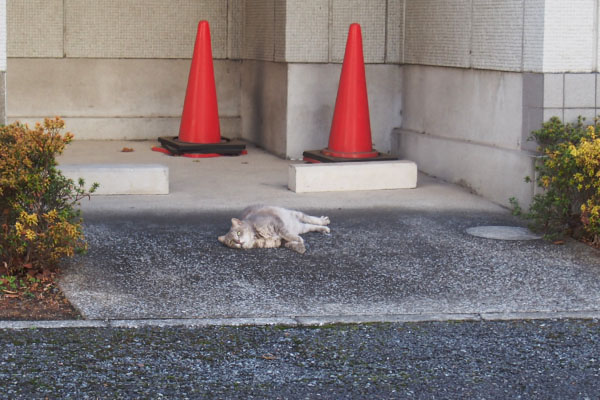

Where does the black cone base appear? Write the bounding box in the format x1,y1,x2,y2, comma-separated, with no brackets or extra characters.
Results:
157,136,246,156
302,149,398,163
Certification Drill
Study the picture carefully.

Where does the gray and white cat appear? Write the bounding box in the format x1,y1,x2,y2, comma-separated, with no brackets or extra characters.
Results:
218,205,331,254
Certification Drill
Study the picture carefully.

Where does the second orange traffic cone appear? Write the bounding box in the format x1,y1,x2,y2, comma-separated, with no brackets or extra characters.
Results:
303,23,395,163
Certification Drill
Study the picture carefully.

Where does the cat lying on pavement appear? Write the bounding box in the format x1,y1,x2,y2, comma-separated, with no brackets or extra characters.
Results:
218,205,331,254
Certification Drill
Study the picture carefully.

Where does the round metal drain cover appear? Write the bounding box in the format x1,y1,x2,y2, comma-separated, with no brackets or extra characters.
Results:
466,226,542,240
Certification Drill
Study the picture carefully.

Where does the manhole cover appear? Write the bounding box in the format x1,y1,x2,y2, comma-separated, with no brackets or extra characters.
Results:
466,226,542,240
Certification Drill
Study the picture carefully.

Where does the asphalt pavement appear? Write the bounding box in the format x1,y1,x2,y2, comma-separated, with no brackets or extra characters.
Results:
2,320,599,398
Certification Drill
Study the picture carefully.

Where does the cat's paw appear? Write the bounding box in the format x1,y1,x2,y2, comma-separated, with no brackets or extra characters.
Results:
286,242,306,254
320,216,330,225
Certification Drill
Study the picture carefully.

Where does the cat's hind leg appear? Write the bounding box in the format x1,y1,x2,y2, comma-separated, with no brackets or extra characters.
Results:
294,211,330,226
299,223,330,235
278,227,306,254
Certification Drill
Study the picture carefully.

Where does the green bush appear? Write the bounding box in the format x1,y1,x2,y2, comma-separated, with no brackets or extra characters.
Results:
515,116,600,244
0,117,98,276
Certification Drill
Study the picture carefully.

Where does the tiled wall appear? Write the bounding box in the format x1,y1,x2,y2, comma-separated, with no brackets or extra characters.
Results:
7,0,600,70
242,0,400,64
329,0,387,63
7,0,63,58
8,0,234,59
404,0,471,68
0,0,5,71
541,0,596,73
402,0,600,73
543,73,600,123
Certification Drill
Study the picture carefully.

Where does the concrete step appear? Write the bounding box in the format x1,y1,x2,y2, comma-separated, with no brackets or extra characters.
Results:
59,164,169,195
288,160,417,193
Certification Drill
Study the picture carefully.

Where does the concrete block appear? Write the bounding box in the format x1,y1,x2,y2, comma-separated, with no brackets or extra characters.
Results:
7,116,240,141
543,108,563,122
394,128,536,208
240,60,288,156
543,73,564,108
564,108,597,124
522,73,544,151
60,164,169,195
7,58,240,119
402,65,524,151
564,73,596,108
288,161,417,193
286,63,402,160
0,72,5,124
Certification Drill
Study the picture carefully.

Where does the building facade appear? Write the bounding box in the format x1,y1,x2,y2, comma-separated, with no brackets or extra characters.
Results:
3,0,600,208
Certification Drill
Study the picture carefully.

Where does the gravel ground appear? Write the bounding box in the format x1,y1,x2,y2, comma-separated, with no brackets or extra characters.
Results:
1,319,599,399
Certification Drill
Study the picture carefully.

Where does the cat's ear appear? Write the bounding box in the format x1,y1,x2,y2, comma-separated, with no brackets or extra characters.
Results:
231,218,242,227
218,235,225,243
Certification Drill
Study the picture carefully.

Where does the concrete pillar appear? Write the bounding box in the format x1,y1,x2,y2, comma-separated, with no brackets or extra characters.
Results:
240,0,402,159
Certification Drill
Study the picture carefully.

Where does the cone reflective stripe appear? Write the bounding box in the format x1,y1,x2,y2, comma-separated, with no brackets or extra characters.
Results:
322,23,377,159
179,20,221,144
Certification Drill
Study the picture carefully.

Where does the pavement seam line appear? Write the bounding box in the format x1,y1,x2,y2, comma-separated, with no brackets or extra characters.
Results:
1,311,599,330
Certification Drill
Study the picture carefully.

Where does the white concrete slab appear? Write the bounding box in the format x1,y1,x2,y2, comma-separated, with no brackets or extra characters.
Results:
60,163,169,195
288,160,418,193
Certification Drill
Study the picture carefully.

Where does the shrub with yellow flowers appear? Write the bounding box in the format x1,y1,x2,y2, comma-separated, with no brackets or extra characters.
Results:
570,126,600,245
0,118,98,276
513,116,600,245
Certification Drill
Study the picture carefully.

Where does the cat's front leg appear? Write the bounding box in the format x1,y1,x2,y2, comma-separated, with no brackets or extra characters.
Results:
254,237,282,248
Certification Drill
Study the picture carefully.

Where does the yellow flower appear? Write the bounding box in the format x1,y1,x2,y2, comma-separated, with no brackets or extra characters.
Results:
44,209,58,222
19,211,38,226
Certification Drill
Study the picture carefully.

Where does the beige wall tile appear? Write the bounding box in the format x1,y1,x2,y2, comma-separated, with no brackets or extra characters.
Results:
228,0,244,59
386,0,404,64
65,0,228,58
7,0,63,57
330,0,386,63
541,0,595,72
274,0,287,62
523,0,544,72
283,0,329,63
242,0,275,61
404,0,471,68
471,0,523,72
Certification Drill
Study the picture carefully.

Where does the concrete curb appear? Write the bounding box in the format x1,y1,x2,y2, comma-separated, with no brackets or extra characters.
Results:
2,311,599,330
59,163,169,195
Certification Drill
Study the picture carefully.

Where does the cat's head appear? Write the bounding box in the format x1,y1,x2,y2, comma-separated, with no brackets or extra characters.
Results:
218,218,255,249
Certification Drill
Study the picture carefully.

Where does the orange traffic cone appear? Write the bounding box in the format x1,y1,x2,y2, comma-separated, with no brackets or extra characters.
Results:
153,21,245,158
303,23,395,163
